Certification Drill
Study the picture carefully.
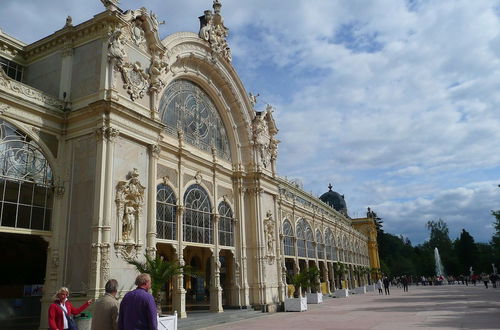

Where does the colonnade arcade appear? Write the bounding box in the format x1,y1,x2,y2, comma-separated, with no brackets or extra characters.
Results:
281,218,370,293
154,180,240,316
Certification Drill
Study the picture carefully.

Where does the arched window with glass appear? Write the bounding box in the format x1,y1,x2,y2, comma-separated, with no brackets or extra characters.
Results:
306,224,315,258
0,119,53,231
325,229,334,261
218,201,234,247
156,183,176,240
296,219,306,257
283,220,295,256
316,229,324,259
158,79,231,161
183,184,212,244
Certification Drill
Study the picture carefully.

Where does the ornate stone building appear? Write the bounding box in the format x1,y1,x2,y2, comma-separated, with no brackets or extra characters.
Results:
0,1,380,327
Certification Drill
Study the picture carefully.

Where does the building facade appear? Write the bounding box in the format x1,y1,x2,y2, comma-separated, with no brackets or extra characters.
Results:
0,1,380,327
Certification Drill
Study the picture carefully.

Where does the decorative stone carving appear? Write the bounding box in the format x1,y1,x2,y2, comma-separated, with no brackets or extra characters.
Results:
108,30,126,65
101,0,120,11
114,168,145,260
100,243,111,282
251,105,280,169
0,66,64,110
131,19,147,48
0,104,10,115
149,143,161,159
198,0,232,62
264,210,275,265
120,62,149,101
248,92,259,108
194,171,203,184
148,54,168,95
95,126,120,142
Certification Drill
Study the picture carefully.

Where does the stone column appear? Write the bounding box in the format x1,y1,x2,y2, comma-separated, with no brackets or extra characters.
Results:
146,144,160,257
210,216,223,312
172,243,186,318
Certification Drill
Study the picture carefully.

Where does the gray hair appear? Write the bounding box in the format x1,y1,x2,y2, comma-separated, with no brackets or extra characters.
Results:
135,273,151,286
105,279,118,294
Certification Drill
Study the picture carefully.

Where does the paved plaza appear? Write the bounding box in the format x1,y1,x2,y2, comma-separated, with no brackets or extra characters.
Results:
199,285,500,330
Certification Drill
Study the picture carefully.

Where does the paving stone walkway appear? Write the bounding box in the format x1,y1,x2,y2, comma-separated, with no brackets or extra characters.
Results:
197,284,500,330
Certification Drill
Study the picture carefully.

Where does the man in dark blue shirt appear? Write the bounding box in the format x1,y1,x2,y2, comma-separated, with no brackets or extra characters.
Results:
118,274,158,330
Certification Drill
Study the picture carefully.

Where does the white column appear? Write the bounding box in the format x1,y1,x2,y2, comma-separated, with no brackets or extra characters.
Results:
210,216,223,312
146,144,160,257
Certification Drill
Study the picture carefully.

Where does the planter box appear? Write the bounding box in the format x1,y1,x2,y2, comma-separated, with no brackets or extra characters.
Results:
365,284,376,292
354,286,366,294
334,288,349,298
284,297,308,312
158,312,178,330
306,292,323,304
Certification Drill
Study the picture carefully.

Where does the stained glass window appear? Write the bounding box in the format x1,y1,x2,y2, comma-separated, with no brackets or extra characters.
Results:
283,220,294,256
159,79,231,161
0,119,53,231
156,183,176,240
183,184,212,244
218,201,234,247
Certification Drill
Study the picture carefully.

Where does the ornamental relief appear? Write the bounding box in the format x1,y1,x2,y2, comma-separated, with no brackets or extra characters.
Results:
198,0,232,62
120,62,149,101
252,105,280,168
264,210,276,265
114,168,145,260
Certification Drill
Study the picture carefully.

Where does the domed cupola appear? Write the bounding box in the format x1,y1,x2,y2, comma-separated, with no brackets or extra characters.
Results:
319,183,348,216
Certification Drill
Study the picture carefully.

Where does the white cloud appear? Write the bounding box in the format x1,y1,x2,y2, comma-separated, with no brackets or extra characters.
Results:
1,0,499,244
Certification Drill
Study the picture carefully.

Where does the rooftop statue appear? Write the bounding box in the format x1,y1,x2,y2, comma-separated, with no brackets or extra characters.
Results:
198,0,232,62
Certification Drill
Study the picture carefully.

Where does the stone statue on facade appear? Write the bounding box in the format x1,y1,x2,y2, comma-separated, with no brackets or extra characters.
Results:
264,211,275,264
115,168,145,259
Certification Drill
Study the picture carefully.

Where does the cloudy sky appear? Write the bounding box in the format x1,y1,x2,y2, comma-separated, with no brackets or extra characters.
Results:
2,0,500,244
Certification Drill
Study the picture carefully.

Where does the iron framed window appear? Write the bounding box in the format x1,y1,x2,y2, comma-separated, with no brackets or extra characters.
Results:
0,120,53,231
159,79,231,161
156,183,177,240
183,184,212,244
283,220,295,256
296,220,306,258
218,201,234,247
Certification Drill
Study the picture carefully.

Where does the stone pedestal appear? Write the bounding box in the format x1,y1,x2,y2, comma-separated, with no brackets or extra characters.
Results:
334,288,349,298
306,292,323,304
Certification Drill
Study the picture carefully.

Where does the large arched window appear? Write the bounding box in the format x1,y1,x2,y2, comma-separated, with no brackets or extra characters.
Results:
296,220,306,257
283,220,295,256
325,229,334,261
156,183,176,240
305,225,315,258
218,201,234,247
0,120,53,231
159,79,231,161
183,184,212,244
316,229,324,259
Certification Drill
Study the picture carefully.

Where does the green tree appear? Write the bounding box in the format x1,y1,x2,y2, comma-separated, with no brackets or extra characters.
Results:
426,219,459,276
491,211,500,269
454,229,478,275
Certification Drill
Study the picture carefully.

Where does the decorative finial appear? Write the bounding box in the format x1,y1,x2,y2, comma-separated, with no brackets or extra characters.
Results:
65,16,73,27
100,0,120,12
198,0,231,62
213,0,222,13
328,183,333,191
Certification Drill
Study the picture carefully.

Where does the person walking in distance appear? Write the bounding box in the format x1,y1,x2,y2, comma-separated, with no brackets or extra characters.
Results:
402,276,409,292
383,277,390,295
376,278,383,295
118,274,157,330
91,279,120,330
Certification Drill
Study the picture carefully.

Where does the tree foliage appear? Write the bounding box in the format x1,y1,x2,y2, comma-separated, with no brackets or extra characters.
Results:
377,216,497,278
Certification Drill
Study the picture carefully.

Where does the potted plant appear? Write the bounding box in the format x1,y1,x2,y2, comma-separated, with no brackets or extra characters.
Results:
333,263,349,298
128,253,196,315
306,266,323,304
284,272,308,312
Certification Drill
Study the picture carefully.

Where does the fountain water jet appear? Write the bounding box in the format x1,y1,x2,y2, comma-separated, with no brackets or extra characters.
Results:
434,247,447,284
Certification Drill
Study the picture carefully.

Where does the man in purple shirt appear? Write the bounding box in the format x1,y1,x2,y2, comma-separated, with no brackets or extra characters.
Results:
118,273,158,330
